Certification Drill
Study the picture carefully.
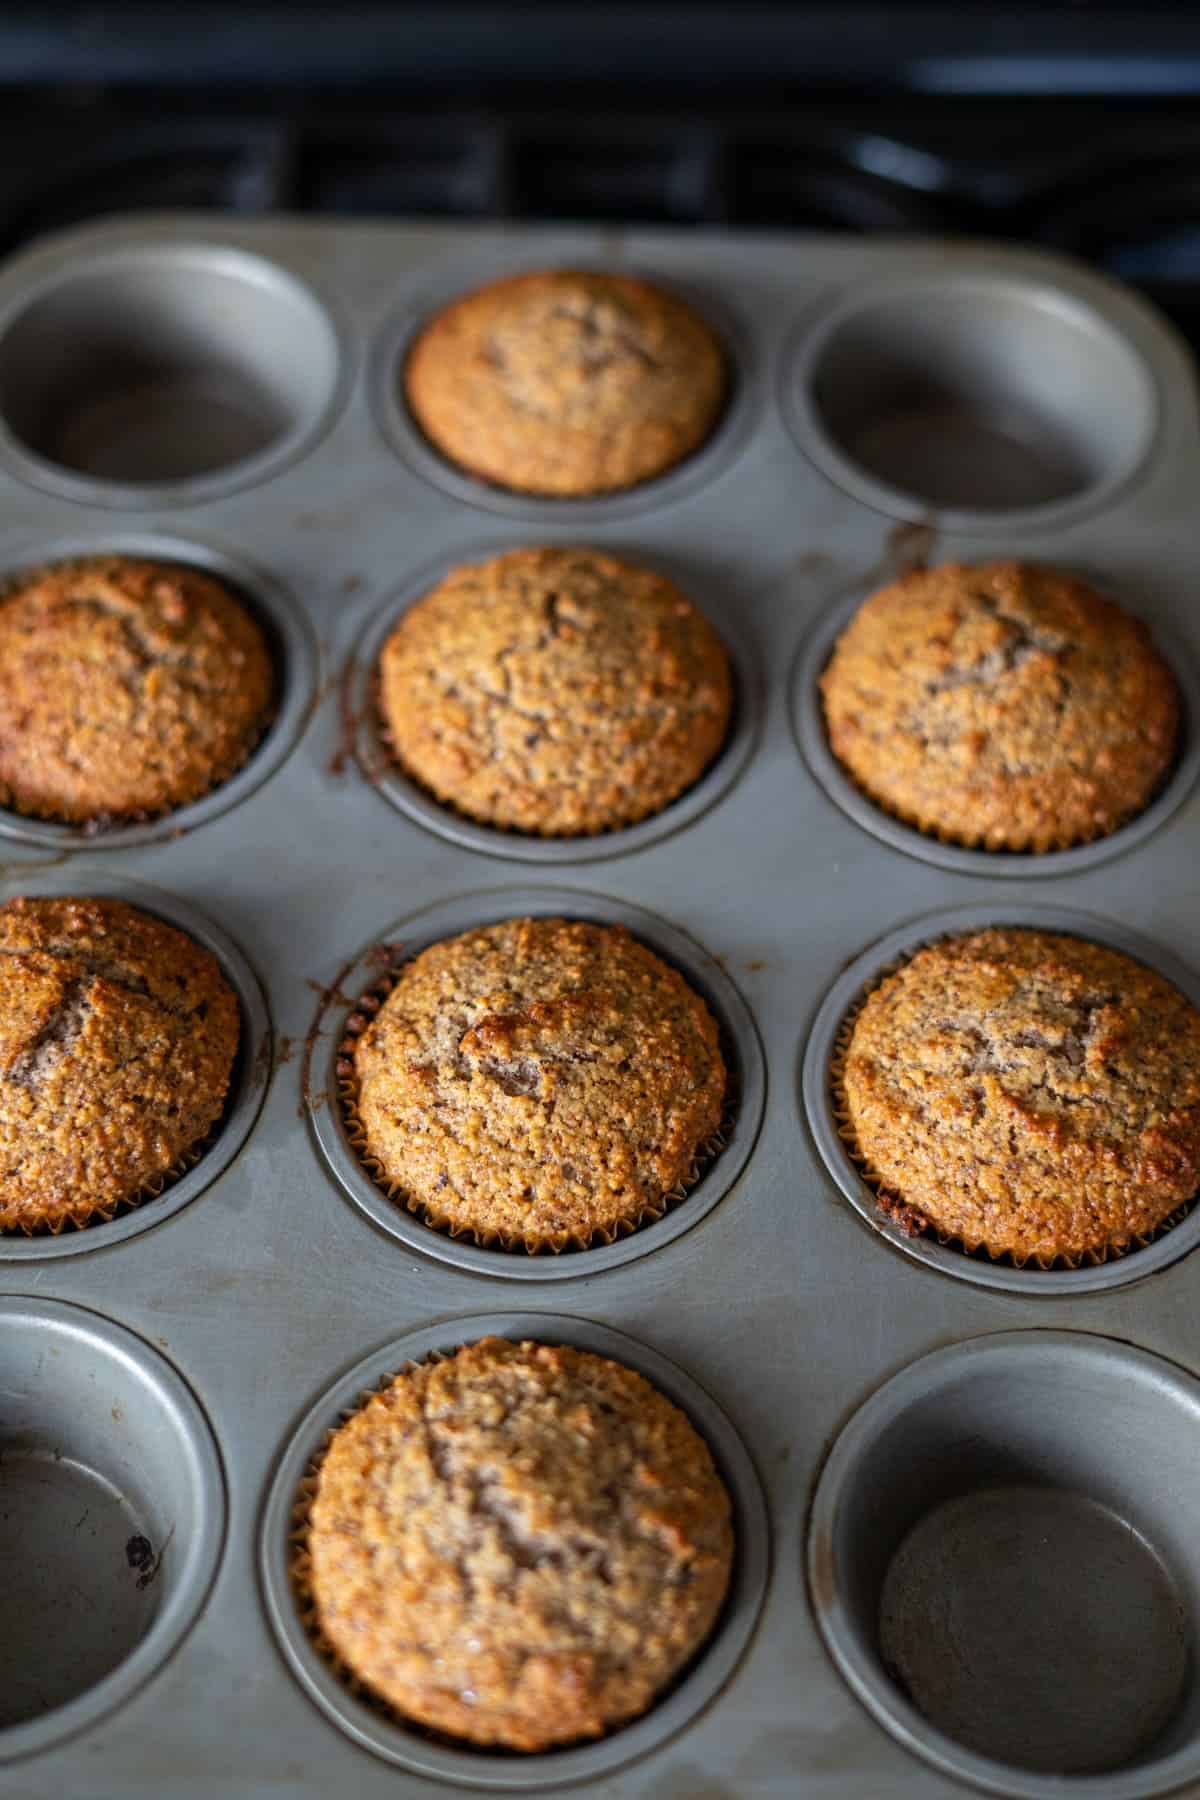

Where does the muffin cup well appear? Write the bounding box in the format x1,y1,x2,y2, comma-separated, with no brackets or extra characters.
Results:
782,269,1158,532
259,1311,769,1791
0,533,318,853
337,965,732,1253
347,544,761,864
0,242,349,509
808,1331,1200,1799
791,582,1200,876
801,902,1200,1294
0,1296,225,1762
0,870,271,1260
370,258,758,524
307,886,765,1278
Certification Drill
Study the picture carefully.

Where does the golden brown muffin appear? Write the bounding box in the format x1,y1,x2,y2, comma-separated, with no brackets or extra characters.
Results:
0,556,275,825
0,895,240,1232
306,1336,734,1750
820,561,1180,852
379,547,733,835
348,917,726,1250
404,269,727,497
840,927,1200,1264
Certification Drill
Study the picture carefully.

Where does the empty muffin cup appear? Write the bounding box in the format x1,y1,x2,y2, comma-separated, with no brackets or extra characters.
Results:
786,271,1157,527
0,243,346,505
259,1310,769,1791
809,1330,1200,1799
0,1296,225,1761
307,885,765,1278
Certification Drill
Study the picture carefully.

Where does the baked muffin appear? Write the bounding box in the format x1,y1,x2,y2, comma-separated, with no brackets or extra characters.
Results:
0,895,240,1231
404,269,727,496
379,547,733,835
306,1335,734,1750
820,561,1180,851
0,556,275,825
348,916,726,1250
840,927,1200,1264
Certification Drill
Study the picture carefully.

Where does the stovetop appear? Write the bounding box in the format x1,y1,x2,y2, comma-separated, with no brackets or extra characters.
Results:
0,89,1198,349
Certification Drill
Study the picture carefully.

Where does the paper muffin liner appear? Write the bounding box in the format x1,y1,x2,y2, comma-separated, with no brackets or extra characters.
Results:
821,722,1183,857
0,713,278,836
0,1125,223,1239
336,957,736,1256
369,669,735,844
0,1062,237,1242
827,933,1196,1272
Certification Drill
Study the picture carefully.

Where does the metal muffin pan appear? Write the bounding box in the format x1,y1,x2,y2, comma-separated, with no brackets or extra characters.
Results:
0,213,1197,1799
307,884,765,1278
348,539,763,863
259,1310,769,1791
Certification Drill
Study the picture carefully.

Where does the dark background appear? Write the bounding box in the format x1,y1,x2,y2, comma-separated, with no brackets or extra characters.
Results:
3,3,1200,346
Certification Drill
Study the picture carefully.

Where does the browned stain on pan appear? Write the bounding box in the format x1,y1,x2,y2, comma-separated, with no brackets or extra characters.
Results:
883,518,937,577
300,945,390,1118
251,1029,275,1091
808,1522,838,1617
300,951,363,1117
0,850,73,882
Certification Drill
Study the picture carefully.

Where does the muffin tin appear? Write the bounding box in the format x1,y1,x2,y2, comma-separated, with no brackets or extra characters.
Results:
0,213,1198,1800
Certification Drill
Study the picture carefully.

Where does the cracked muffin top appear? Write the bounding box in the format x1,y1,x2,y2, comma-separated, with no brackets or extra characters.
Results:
307,1335,734,1750
403,269,727,496
349,916,726,1250
819,561,1180,852
378,546,733,836
0,556,275,825
0,895,240,1232
841,928,1200,1264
